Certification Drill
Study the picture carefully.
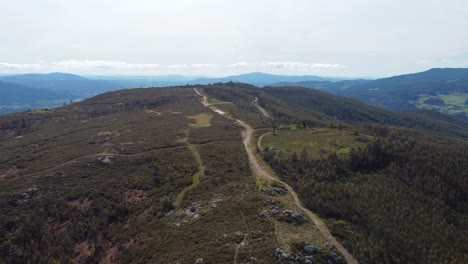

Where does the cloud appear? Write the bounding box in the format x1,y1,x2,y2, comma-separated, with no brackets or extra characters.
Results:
0,60,345,75
0,62,42,70
0,60,162,72
168,64,189,68
189,64,217,68
168,64,216,68
226,62,249,67
261,61,344,70
54,60,160,69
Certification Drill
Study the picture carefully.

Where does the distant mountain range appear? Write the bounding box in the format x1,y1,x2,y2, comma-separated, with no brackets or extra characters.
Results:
0,81,64,105
0,73,124,114
1,72,122,96
0,72,343,115
271,68,468,120
186,72,343,86
2,69,468,119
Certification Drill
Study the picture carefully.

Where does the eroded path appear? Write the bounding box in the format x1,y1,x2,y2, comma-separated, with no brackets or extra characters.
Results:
194,88,358,264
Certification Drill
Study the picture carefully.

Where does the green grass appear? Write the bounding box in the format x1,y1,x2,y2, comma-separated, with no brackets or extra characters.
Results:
412,92,468,115
261,127,372,159
175,144,204,206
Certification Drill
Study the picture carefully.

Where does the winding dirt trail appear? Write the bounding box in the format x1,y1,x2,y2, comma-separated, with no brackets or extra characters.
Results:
193,88,358,264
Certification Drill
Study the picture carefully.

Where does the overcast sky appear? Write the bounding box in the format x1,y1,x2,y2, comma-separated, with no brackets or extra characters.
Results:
1,0,468,77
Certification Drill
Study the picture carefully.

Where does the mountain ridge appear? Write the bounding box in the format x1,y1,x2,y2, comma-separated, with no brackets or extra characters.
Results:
270,68,468,119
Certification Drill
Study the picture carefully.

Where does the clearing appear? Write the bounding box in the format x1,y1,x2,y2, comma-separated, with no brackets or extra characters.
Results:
260,128,373,159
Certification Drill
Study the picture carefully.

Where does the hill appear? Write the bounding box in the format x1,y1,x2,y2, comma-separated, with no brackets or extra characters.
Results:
0,72,342,115
0,81,69,115
272,68,468,120
1,83,467,263
189,72,341,87
0,72,122,97
262,86,468,139
0,81,66,105
86,74,203,88
0,73,125,115
0,86,347,263
201,83,468,263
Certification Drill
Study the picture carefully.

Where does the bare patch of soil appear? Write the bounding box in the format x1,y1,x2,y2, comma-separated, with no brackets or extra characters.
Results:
0,166,21,180
68,197,92,212
73,241,95,264
125,189,148,203
187,113,213,128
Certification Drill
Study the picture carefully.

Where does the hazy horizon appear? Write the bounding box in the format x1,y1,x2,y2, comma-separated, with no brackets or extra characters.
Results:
1,0,468,77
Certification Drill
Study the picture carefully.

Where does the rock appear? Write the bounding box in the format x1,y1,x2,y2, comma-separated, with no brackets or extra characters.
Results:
211,197,222,208
283,209,293,216
190,205,197,212
25,187,38,193
16,187,38,206
259,210,269,218
271,208,280,215
192,214,200,219
164,210,174,217
281,209,305,224
273,187,287,195
195,258,203,264
304,245,319,255
235,231,244,237
291,212,305,223
98,156,114,165
251,230,262,236
267,199,277,205
275,247,283,255
18,192,30,200
190,203,201,212
325,242,334,250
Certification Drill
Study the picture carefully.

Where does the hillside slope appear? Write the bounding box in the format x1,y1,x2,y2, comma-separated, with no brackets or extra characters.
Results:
0,81,69,115
201,84,468,263
1,72,122,97
272,68,468,120
0,86,344,263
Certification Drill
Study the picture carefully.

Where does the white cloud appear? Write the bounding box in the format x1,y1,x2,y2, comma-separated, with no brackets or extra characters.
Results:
0,60,345,75
168,64,189,68
168,64,216,68
0,62,42,70
227,62,249,67
190,64,217,68
261,61,344,70
54,60,160,69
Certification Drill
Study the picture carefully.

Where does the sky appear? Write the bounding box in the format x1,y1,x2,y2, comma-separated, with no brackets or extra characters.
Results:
1,0,468,77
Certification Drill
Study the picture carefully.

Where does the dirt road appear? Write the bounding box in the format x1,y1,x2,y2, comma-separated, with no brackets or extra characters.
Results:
194,88,358,264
